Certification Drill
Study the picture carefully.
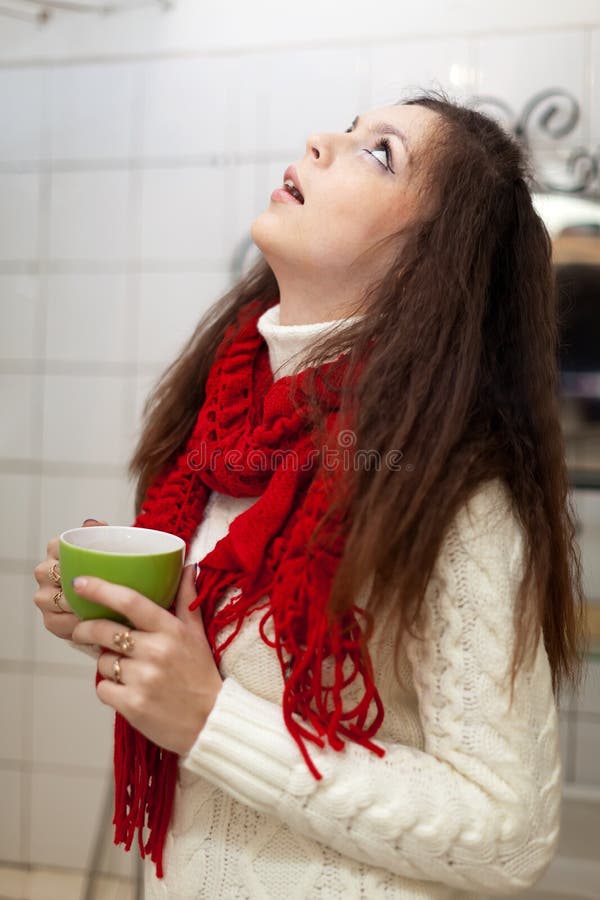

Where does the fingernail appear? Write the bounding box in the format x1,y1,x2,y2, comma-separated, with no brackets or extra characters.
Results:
72,576,88,589
83,518,97,525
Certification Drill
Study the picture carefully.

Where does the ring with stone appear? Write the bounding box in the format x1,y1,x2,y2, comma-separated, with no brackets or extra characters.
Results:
112,631,135,654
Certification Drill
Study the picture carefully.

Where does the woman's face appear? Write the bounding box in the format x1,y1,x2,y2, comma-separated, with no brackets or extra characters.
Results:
251,103,439,280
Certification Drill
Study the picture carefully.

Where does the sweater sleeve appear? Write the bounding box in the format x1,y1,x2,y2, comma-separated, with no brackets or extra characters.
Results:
180,482,562,896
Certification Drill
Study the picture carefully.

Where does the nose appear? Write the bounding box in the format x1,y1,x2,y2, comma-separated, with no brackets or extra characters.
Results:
305,132,333,164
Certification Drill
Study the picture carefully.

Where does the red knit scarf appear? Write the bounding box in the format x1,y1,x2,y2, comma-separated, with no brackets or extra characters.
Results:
101,297,385,878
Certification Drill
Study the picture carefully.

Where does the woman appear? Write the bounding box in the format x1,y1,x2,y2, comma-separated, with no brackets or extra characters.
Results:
34,88,586,898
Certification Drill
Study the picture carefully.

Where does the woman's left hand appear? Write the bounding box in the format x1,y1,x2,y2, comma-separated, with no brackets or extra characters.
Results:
70,564,223,756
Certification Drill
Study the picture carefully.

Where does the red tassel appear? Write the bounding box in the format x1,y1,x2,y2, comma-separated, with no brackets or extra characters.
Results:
101,298,385,880
109,709,179,878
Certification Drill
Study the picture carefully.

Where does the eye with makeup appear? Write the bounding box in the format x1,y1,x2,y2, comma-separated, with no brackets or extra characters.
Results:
344,126,395,174
371,137,394,173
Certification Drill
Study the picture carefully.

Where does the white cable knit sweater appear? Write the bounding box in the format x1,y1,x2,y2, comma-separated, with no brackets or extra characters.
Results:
136,303,562,899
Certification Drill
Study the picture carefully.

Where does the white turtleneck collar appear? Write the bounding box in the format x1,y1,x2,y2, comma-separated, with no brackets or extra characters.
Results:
256,302,364,381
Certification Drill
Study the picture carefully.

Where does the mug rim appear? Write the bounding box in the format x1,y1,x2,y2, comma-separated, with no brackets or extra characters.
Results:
59,525,185,556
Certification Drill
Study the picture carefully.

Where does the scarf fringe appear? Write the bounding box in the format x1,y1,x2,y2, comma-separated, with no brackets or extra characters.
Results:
111,709,178,879
102,298,385,879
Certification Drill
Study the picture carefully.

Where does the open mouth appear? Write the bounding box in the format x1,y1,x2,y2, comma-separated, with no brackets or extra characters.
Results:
283,180,305,204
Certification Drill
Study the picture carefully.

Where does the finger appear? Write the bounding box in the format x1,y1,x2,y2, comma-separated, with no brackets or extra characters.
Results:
72,619,140,655
34,584,74,615
43,611,80,640
34,559,56,587
97,650,128,685
53,589,74,614
95,675,127,716
69,575,174,634
34,557,62,590
38,522,108,588
174,564,203,624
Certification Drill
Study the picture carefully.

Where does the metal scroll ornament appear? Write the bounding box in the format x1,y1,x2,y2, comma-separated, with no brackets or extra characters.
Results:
469,88,599,197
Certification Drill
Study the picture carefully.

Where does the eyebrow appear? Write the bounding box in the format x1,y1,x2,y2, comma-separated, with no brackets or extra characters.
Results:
350,115,413,166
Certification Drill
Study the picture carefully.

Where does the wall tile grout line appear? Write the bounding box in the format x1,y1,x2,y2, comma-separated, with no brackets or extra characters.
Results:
0,660,95,676
122,59,146,508
18,103,54,864
0,760,110,779
0,261,234,275
0,129,588,176
0,461,129,478
565,686,579,783
0,560,45,575
0,21,597,69
0,362,163,378
0,260,238,277
0,151,295,173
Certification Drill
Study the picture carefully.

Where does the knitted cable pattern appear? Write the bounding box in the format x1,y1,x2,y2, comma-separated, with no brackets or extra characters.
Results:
144,479,561,898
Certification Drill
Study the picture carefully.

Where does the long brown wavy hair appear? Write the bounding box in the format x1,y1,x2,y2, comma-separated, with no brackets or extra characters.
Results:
129,88,587,703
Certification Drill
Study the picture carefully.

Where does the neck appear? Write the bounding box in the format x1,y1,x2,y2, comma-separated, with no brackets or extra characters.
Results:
268,268,367,325
256,301,364,381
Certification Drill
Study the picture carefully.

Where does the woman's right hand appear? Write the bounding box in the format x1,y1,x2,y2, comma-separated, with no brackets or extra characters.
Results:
33,518,108,641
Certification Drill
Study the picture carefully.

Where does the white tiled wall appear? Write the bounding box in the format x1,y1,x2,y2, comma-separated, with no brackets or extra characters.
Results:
476,30,589,147
48,63,143,162
142,56,238,158
1,0,599,881
0,374,39,461
139,167,229,263
47,170,133,262
29,770,110,869
44,274,132,365
0,473,40,560
38,475,135,557
0,68,46,161
135,271,230,366
0,173,40,260
370,36,474,105
0,574,30,662
0,275,39,359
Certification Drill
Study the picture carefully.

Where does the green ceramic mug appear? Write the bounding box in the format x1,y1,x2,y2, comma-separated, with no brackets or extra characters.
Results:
59,525,186,624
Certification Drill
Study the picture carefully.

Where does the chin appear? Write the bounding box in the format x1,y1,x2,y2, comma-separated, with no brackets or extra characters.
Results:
250,211,285,256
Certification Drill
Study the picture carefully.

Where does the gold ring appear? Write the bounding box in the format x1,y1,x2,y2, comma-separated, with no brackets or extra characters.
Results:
112,657,122,684
49,561,61,587
52,589,67,614
112,631,135,653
